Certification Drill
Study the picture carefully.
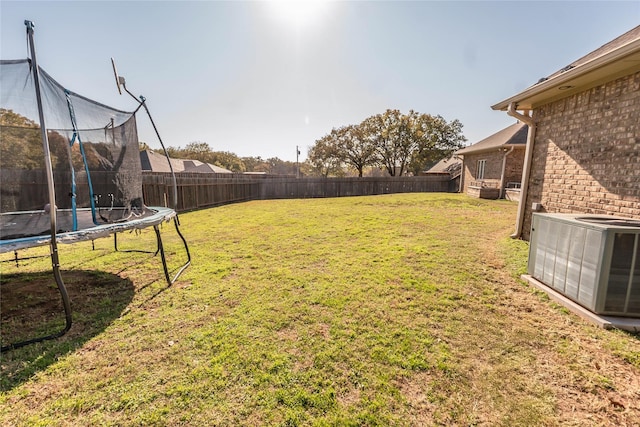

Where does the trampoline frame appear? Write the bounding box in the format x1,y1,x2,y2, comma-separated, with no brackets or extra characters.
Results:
0,21,191,352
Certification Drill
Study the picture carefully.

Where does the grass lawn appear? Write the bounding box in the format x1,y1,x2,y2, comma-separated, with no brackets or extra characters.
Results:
1,193,639,426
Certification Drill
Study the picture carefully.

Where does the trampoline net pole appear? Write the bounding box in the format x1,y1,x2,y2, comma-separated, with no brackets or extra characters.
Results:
26,21,58,248
26,20,73,335
1,21,74,352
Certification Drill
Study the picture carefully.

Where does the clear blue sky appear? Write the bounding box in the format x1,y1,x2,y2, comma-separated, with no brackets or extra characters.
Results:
1,1,639,161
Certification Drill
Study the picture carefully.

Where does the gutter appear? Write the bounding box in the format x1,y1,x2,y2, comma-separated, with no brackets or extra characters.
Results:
492,38,640,111
507,103,536,239
454,155,464,193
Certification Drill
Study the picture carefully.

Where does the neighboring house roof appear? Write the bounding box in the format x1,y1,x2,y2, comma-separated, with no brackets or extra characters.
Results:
425,156,461,175
183,160,232,174
140,149,185,173
455,122,527,155
492,25,640,111
140,149,232,174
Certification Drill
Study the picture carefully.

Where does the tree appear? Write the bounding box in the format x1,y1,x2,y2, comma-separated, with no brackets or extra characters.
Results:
361,109,406,176
307,133,342,177
298,159,314,177
0,108,45,170
264,157,298,175
334,125,378,177
308,109,466,177
407,115,466,176
242,156,269,173
210,151,245,172
164,142,247,172
183,141,215,164
165,146,183,159
361,109,466,176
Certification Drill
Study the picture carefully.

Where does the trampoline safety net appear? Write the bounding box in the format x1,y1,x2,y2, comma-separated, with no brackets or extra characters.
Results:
1,59,147,240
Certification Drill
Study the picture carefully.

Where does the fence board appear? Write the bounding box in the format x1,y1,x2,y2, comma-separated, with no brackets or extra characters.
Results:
142,172,452,212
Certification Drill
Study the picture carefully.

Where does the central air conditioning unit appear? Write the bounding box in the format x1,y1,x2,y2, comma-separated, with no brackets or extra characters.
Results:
528,213,640,317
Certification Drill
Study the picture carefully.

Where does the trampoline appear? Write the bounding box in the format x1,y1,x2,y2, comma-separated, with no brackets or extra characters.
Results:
1,21,191,351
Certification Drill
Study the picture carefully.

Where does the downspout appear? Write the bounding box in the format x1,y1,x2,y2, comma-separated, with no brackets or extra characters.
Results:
507,102,536,239
456,155,464,193
499,146,515,199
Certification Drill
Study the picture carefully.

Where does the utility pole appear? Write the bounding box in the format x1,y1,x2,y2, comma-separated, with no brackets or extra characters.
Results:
296,145,300,178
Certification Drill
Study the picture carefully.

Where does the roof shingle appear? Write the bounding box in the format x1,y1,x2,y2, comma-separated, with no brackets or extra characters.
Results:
456,122,527,155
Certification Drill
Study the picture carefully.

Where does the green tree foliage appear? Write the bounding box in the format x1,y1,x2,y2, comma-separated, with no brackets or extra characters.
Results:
241,156,297,175
241,156,269,173
310,109,466,177
164,142,247,172
0,108,45,170
362,109,406,177
335,125,378,177
212,151,246,173
407,114,466,176
298,160,314,177
163,143,301,175
263,157,291,175
165,145,182,159
0,108,74,172
307,133,343,177
184,141,212,159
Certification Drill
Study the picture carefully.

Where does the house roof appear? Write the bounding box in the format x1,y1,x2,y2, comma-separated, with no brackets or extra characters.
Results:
140,149,232,174
455,122,527,155
492,25,640,111
426,156,462,173
183,159,232,174
140,149,185,173
425,156,461,174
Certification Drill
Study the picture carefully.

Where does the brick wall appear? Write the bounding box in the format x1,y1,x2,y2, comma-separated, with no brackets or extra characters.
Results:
521,71,640,240
461,149,525,194
461,150,503,192
504,149,526,186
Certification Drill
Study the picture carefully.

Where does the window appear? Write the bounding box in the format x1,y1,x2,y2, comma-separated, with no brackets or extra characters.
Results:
476,159,486,180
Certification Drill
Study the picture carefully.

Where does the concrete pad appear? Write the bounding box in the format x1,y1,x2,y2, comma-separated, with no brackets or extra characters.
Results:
521,275,640,333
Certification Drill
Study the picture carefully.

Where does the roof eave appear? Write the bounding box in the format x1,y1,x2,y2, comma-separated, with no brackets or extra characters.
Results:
456,144,525,156
492,38,640,111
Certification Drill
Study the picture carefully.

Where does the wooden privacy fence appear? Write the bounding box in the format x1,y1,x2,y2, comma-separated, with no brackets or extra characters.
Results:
256,176,450,200
142,172,453,212
142,173,260,212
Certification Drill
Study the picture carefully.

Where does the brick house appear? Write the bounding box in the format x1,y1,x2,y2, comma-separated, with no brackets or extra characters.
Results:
492,25,640,240
455,122,528,200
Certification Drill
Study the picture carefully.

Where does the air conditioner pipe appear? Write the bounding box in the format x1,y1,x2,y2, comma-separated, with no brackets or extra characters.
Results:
507,102,536,239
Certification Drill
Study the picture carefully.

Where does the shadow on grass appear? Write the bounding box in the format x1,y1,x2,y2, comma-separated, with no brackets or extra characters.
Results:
0,269,134,391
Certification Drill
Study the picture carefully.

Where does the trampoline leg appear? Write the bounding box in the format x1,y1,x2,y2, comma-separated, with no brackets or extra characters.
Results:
153,217,191,287
172,215,191,279
154,224,171,286
1,249,73,353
